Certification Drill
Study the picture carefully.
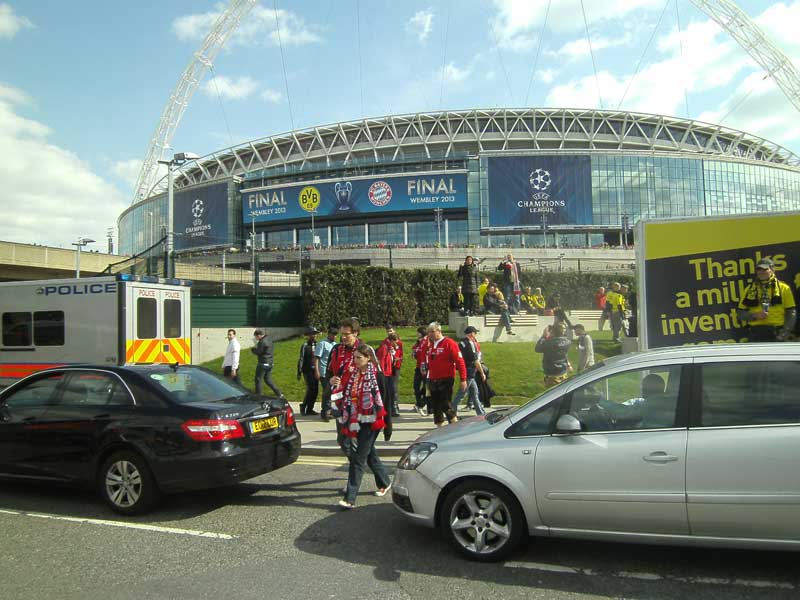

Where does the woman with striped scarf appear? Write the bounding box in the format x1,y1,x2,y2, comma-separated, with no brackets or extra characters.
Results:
338,344,393,509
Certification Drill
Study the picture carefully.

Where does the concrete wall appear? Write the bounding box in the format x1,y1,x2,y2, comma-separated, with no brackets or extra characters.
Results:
0,241,122,280
191,326,304,364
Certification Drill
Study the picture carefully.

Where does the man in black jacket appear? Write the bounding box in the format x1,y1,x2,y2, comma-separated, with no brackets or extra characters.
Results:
252,329,285,398
297,326,319,415
535,322,573,388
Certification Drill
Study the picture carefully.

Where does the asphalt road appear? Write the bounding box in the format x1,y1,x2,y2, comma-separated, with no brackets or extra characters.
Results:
1,458,798,600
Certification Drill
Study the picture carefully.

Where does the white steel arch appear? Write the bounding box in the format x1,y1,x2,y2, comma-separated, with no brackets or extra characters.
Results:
690,0,800,115
132,0,256,203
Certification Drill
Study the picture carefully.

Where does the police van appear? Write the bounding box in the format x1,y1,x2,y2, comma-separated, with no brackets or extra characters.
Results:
0,274,191,388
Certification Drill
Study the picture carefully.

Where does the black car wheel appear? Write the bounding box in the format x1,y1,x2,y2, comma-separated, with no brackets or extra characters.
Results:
99,451,160,515
440,479,525,562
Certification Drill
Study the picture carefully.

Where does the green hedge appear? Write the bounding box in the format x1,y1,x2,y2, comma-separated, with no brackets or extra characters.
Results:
302,265,634,328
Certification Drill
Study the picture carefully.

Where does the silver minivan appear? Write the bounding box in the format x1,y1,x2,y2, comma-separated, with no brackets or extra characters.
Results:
392,343,800,561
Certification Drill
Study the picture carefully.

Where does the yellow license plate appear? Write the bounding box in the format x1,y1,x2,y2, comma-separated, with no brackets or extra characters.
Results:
250,416,279,433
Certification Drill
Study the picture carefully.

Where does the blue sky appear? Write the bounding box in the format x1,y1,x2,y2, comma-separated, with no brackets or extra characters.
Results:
1,0,799,248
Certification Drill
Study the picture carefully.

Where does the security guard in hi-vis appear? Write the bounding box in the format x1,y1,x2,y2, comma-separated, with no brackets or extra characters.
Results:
737,257,797,342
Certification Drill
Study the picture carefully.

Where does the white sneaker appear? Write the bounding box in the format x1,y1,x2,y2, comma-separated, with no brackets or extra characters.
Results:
374,483,392,497
338,499,354,509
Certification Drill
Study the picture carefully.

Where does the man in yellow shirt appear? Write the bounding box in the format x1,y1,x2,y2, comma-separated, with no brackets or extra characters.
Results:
605,282,627,342
737,258,796,342
477,277,490,310
532,287,546,314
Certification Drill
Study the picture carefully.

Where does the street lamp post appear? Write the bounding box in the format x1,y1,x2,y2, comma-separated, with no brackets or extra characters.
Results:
541,214,548,248
71,237,96,278
221,247,238,296
158,151,199,279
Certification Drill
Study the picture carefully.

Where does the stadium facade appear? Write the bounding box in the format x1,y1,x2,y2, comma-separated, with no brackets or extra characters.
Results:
118,108,800,256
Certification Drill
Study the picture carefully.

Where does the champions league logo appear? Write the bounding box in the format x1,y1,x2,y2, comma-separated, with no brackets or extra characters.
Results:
191,198,205,224
530,169,551,191
186,197,211,238
518,167,564,215
334,181,353,211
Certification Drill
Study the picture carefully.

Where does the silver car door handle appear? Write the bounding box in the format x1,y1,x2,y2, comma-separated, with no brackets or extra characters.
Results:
643,452,678,463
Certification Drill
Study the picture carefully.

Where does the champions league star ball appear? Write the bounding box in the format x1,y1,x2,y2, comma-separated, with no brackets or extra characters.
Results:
191,199,205,218
529,169,551,191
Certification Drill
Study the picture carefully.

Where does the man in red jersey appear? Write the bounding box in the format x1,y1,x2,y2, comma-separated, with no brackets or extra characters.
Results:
425,321,467,427
411,326,429,416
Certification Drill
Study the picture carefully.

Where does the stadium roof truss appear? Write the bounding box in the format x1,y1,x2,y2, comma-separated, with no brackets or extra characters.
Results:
157,108,800,193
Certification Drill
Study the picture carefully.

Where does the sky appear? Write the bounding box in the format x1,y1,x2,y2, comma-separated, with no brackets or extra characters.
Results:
1,0,799,250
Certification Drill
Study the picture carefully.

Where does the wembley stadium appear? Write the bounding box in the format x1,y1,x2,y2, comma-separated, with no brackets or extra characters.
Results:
117,107,800,259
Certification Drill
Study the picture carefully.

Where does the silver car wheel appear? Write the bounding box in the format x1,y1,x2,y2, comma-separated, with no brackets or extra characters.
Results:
105,460,143,508
448,490,513,555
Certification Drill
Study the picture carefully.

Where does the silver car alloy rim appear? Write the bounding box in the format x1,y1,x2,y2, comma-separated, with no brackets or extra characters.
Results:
105,460,142,508
449,490,512,555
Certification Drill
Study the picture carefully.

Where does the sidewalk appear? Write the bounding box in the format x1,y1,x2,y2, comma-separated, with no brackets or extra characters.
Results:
292,402,513,457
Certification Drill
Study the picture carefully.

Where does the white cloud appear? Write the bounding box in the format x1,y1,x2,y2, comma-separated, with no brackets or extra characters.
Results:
697,73,800,149
407,8,434,43
443,62,471,84
172,4,321,46
537,68,556,84
0,84,127,247
0,3,33,40
489,0,661,51
111,158,143,189
556,33,633,60
202,75,259,101
260,88,282,104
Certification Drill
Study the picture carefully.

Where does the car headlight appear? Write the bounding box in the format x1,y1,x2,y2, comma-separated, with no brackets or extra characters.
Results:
397,442,437,470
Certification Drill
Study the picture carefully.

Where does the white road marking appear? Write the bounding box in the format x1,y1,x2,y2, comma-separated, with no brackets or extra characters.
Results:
504,561,795,590
0,509,236,539
296,457,348,466
505,561,580,574
618,571,663,581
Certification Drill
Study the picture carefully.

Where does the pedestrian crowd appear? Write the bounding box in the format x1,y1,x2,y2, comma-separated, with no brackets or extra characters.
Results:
215,250,797,510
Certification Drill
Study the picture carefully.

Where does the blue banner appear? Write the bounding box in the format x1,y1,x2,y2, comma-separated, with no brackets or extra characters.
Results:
487,156,592,226
243,172,467,224
173,182,229,250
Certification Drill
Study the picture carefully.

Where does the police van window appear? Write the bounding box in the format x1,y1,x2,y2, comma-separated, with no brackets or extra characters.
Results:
163,299,181,339
700,361,800,427
136,298,157,339
33,311,65,346
2,312,31,346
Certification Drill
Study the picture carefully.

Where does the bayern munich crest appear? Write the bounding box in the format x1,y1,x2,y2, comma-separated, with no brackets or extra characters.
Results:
368,180,392,207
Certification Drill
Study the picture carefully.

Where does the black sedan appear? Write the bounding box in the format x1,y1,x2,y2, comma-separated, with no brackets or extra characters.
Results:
0,364,301,514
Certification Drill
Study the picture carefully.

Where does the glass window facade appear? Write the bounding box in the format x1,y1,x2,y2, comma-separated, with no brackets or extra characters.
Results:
368,222,404,246
332,224,365,247
407,220,441,246
591,155,705,226
266,230,293,248
447,219,468,246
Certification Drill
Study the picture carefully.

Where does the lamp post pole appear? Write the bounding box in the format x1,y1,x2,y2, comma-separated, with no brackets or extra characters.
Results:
71,237,95,278
158,151,199,279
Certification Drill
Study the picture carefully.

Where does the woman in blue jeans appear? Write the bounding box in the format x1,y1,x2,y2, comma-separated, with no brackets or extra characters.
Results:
338,344,392,509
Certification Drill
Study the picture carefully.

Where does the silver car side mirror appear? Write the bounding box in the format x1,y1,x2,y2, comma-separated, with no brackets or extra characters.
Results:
555,414,582,434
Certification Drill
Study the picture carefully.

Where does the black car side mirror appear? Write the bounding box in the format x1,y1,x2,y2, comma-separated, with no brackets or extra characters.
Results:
555,414,582,434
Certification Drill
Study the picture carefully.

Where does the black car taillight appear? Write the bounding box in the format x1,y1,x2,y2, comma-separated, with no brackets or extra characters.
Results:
285,405,295,427
181,419,245,441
